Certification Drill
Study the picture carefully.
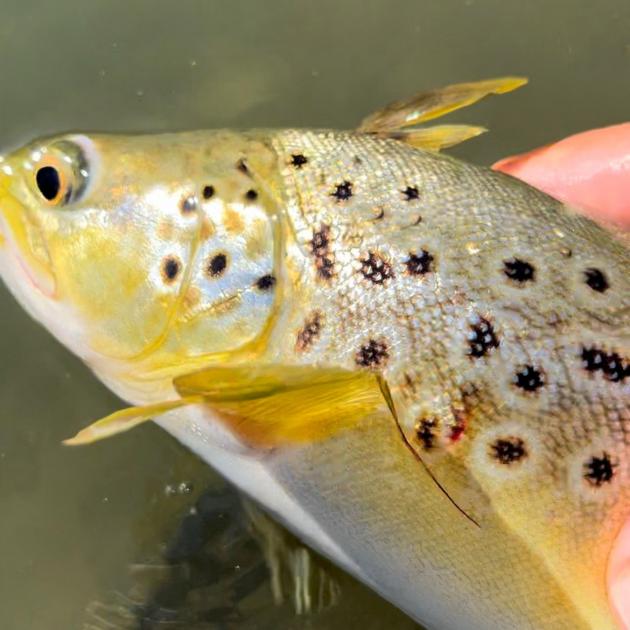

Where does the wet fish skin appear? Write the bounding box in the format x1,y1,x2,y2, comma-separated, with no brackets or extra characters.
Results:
0,80,627,629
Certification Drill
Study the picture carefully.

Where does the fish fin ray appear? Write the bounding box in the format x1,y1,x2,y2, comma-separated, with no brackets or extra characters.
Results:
62,398,201,445
357,76,528,133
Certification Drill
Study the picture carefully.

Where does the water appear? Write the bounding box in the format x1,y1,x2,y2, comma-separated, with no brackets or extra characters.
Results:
0,1,628,628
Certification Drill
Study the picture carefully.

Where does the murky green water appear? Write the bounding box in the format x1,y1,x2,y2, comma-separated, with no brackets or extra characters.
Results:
0,1,628,628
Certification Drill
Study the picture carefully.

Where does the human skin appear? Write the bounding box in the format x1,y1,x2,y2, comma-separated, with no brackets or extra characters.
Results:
493,125,630,628
493,123,630,230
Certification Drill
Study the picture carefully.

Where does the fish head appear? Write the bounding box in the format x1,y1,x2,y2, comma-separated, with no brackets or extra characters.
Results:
0,131,282,399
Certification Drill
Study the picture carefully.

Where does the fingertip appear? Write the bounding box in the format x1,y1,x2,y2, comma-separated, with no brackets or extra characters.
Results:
608,517,630,629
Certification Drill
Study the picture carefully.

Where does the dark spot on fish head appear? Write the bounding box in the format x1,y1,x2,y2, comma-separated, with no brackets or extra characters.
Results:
202,185,215,200
490,436,527,465
256,274,276,291
584,452,616,486
245,189,258,202
207,252,228,278
584,268,609,292
161,256,181,284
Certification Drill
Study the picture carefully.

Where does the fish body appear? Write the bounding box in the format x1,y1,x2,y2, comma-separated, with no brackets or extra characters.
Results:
0,79,628,629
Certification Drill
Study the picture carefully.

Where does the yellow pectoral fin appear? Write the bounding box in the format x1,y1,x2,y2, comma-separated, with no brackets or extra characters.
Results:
174,364,393,448
389,124,487,151
62,397,203,446
65,365,393,449
357,76,528,133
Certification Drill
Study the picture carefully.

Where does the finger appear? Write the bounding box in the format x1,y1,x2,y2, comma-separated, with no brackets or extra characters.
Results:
492,123,630,229
609,517,630,629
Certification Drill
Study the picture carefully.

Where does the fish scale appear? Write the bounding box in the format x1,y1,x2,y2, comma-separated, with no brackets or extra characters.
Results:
272,128,629,626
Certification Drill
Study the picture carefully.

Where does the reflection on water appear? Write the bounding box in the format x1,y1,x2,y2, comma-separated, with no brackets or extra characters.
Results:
0,1,628,628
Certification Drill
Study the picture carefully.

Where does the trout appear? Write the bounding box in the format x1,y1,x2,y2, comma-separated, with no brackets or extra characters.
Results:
0,77,627,629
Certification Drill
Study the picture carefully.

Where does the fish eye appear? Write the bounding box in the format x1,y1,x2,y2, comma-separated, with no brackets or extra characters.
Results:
32,139,90,207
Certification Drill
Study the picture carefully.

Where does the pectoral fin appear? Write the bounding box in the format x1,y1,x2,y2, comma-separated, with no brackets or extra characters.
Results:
174,364,393,448
62,398,202,445
358,76,527,133
64,365,394,449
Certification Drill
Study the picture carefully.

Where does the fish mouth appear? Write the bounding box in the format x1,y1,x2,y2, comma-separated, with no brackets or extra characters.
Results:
0,174,56,298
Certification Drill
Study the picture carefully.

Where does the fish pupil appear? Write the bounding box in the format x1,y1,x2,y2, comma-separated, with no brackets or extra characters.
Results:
36,166,61,201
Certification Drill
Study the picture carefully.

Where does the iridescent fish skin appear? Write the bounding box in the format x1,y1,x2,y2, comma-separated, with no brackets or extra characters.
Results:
0,79,628,629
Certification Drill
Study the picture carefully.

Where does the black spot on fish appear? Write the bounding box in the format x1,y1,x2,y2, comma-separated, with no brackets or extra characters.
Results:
584,452,616,487
180,195,197,213
402,185,420,201
290,154,308,169
331,180,353,201
405,250,434,276
581,346,627,383
256,274,276,291
468,318,499,358
355,339,389,368
310,225,335,281
490,437,527,465
514,365,545,392
161,256,181,283
202,185,215,200
603,352,627,383
584,268,609,292
245,189,258,201
359,252,393,285
207,253,227,278
503,258,535,283
296,311,322,351
415,417,438,450
581,346,607,372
